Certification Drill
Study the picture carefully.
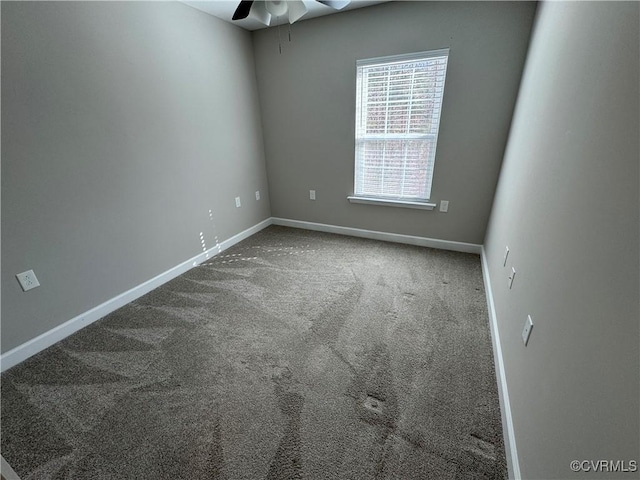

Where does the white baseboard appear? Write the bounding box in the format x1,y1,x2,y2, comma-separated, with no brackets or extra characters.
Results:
217,218,273,253
1,454,21,480
0,218,273,373
481,247,520,480
1,217,513,478
272,217,482,254
1,217,481,373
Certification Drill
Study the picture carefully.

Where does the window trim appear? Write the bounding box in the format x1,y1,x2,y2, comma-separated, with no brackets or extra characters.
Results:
356,48,450,69
351,48,450,208
347,196,436,210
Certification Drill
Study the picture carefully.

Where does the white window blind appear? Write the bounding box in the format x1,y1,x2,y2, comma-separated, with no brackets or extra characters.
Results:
354,49,449,202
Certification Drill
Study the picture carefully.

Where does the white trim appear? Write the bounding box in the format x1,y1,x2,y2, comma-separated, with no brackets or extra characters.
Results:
354,49,449,203
481,247,520,480
357,48,450,67
1,217,515,480
1,455,21,480
347,196,436,210
0,218,273,372
0,216,483,371
272,217,481,254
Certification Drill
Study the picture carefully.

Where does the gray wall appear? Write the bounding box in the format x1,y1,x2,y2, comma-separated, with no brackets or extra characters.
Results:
252,1,536,244
484,2,639,478
1,2,270,353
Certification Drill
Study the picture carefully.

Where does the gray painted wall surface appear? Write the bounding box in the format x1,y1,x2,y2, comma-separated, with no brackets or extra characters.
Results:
1,2,270,353
252,1,536,244
484,2,639,478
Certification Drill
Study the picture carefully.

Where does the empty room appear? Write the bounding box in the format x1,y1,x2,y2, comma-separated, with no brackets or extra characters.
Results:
1,1,638,479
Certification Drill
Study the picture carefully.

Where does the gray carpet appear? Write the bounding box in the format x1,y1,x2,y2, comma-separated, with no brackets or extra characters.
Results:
1,226,506,479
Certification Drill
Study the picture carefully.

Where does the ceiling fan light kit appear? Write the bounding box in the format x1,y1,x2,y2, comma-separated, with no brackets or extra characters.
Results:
265,0,289,17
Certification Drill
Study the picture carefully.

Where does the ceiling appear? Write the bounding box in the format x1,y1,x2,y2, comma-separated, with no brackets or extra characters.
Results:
181,0,390,31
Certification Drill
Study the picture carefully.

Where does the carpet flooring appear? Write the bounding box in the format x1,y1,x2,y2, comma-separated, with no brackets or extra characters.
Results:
1,226,506,479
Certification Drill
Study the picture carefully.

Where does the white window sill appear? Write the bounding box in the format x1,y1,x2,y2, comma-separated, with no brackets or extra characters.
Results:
347,196,436,210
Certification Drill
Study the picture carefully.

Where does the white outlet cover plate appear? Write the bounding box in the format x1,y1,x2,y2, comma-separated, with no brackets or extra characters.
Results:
16,270,40,292
235,197,241,207
255,191,260,201
522,315,533,346
440,200,449,212
310,190,316,200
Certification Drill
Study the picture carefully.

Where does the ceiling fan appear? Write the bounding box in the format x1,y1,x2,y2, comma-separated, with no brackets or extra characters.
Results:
232,0,351,27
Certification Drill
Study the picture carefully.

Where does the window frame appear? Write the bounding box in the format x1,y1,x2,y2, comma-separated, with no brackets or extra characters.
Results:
349,48,450,209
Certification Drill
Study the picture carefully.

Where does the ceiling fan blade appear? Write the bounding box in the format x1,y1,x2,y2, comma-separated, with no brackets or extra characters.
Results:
316,0,350,10
232,0,254,20
288,0,308,24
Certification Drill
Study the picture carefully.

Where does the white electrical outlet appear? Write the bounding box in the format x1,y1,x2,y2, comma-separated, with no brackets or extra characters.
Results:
522,315,534,346
255,191,260,201
16,270,40,292
440,200,449,213
235,197,241,208
310,190,316,201
503,246,510,266
508,267,516,289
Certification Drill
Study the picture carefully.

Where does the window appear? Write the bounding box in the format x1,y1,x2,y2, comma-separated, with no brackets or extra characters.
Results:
350,49,449,208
